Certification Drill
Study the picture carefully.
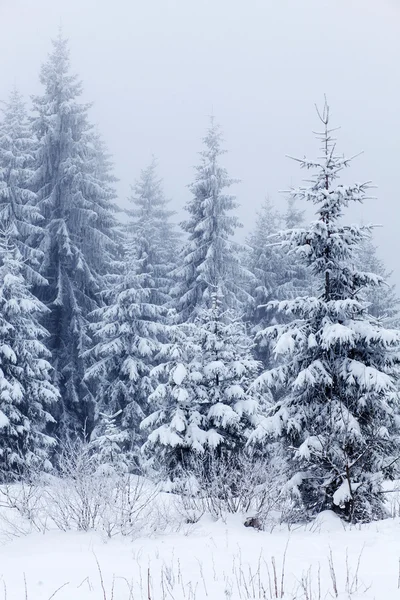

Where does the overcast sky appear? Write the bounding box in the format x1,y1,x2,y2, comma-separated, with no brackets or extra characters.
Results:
1,0,400,284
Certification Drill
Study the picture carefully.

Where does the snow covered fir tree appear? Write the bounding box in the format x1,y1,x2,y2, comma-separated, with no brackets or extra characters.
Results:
89,409,129,475
246,197,310,367
0,232,58,480
85,159,180,469
30,33,119,440
85,229,169,469
250,101,400,523
125,157,180,308
0,89,46,287
142,291,262,481
246,197,283,337
173,118,251,322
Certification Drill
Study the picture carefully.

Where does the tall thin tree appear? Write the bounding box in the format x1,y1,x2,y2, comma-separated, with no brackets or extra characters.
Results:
173,118,251,322
31,33,119,439
126,157,179,307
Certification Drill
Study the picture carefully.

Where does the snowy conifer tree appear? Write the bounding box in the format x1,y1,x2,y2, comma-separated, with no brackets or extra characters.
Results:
31,34,119,439
195,294,261,452
126,157,180,307
246,198,309,366
251,102,400,523
246,199,284,330
142,292,261,479
173,118,251,322
0,89,46,286
89,409,128,475
85,233,168,469
284,196,305,229
356,235,399,324
141,324,202,477
0,233,58,480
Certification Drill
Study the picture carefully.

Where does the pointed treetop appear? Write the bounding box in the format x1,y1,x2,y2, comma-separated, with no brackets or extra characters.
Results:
200,116,226,162
4,86,25,114
39,30,82,99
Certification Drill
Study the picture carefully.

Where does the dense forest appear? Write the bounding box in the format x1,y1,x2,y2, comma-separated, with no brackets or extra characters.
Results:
0,32,399,525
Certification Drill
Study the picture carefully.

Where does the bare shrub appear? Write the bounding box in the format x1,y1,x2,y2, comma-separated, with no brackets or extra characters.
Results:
173,450,294,528
0,471,49,538
0,441,159,539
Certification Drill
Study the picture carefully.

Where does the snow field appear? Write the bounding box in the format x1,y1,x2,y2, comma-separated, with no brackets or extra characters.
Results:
0,482,400,599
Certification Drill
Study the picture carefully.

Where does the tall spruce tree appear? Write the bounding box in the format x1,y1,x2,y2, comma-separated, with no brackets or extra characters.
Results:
126,157,179,307
173,118,251,322
0,89,46,286
85,233,169,469
31,34,119,439
0,233,59,479
250,102,400,523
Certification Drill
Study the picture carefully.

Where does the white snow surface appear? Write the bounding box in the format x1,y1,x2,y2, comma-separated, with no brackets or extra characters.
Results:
0,482,399,599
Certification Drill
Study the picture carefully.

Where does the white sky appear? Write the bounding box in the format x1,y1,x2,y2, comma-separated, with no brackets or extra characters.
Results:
1,0,400,283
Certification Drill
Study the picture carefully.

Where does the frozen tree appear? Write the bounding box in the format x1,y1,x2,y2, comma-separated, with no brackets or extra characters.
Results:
142,292,261,479
284,196,305,229
246,198,309,366
87,130,121,283
246,199,284,337
85,234,168,469
356,235,399,325
89,409,128,475
31,33,119,439
0,89,46,286
194,294,261,451
173,118,251,322
141,324,202,477
126,157,180,307
250,102,400,523
0,233,58,480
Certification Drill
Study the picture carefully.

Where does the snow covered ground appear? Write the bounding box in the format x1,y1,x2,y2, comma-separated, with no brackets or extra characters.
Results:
0,500,399,598
0,481,400,599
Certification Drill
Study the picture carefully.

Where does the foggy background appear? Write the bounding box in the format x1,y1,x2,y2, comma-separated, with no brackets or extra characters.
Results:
1,0,399,284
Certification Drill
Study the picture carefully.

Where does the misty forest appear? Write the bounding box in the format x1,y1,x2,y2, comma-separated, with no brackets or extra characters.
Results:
1,28,400,600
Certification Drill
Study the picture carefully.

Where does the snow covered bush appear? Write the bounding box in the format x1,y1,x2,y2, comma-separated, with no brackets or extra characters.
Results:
250,101,400,523
89,410,129,475
48,440,157,536
141,322,203,478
